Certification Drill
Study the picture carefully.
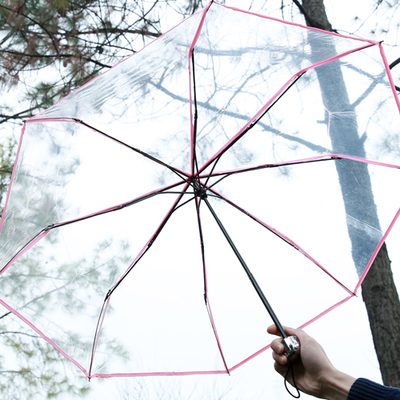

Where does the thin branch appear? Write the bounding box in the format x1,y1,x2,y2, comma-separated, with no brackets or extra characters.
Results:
69,27,161,38
152,80,329,154
0,49,113,69
0,331,40,339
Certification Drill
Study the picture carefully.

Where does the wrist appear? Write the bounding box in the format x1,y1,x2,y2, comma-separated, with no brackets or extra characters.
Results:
322,368,356,400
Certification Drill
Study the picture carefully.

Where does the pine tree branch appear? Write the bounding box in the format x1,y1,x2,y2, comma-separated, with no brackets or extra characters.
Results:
0,50,113,69
0,4,60,55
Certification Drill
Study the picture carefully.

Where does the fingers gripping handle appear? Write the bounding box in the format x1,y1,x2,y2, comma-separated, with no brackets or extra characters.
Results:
282,336,300,360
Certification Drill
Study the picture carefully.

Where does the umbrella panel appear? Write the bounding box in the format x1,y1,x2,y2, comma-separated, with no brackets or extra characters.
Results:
195,194,351,359
191,4,376,169
211,160,400,288
0,120,182,270
91,202,226,375
31,9,205,174
90,190,351,375
0,192,183,372
207,45,400,176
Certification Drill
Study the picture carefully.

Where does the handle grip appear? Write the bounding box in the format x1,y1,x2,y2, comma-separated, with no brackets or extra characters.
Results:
281,336,300,360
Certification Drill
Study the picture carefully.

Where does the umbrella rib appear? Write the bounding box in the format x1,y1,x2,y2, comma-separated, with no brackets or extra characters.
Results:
88,183,191,374
173,194,196,211
203,155,342,188
31,117,190,182
105,182,191,299
0,181,187,276
77,118,189,181
190,50,200,176
194,197,230,373
0,229,49,275
198,72,305,174
150,77,328,158
203,155,222,188
202,197,288,339
50,180,187,230
201,154,400,184
206,186,355,296
89,296,110,378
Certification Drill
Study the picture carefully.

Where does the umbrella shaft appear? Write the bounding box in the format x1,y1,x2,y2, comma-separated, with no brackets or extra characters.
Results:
203,198,287,339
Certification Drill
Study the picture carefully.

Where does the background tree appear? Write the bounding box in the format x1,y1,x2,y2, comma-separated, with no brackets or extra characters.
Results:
290,0,400,387
0,0,200,128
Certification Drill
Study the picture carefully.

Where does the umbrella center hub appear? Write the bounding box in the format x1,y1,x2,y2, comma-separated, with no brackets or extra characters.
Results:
192,180,208,200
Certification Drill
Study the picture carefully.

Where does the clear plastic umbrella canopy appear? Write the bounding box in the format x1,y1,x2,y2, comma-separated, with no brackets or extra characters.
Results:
0,1,399,379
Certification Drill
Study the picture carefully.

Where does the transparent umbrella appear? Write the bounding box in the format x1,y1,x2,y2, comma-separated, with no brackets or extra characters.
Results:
0,1,399,379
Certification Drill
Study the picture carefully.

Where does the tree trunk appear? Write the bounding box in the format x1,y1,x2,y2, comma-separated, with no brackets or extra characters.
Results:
299,0,400,387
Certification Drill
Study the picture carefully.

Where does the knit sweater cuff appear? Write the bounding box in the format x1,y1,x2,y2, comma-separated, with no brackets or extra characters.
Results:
348,378,400,400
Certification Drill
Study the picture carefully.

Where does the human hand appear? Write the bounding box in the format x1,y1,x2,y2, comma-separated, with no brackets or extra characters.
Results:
268,325,356,399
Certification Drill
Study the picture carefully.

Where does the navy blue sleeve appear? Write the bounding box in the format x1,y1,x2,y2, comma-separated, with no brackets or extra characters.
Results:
348,378,400,400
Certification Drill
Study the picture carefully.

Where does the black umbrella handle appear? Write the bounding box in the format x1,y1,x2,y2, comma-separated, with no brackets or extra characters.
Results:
203,198,291,340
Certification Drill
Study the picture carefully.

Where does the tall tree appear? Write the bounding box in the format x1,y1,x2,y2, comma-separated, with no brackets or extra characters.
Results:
294,0,400,387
